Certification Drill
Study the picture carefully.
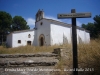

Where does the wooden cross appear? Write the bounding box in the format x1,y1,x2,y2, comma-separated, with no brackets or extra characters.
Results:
57,9,91,75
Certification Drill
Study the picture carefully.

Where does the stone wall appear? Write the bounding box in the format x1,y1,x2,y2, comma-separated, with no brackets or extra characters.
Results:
53,47,72,60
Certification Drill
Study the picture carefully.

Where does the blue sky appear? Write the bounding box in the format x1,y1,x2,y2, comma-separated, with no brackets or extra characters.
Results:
0,0,100,29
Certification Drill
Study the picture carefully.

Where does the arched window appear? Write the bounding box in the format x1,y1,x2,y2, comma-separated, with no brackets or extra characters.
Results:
28,34,31,38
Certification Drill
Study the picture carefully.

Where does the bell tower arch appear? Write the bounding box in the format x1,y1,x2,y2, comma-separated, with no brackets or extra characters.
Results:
35,9,44,22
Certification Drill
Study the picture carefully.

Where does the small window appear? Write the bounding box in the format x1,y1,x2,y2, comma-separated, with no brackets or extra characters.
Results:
28,34,31,38
40,22,43,25
18,40,21,43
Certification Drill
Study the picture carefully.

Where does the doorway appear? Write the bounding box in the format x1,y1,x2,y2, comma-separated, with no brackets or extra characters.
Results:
40,37,43,46
27,41,31,45
39,34,45,46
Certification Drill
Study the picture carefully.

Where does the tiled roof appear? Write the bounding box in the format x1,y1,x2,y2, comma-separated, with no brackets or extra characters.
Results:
8,29,34,35
44,18,71,27
44,18,89,32
12,29,34,33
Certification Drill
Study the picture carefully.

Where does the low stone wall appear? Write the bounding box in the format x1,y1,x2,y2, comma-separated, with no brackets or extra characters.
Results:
0,61,57,67
0,53,58,58
0,53,58,67
53,47,72,60
52,48,73,75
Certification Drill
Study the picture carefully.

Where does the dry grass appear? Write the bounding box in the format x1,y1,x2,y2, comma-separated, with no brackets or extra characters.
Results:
54,39,100,75
0,45,58,54
78,39,100,75
0,43,72,54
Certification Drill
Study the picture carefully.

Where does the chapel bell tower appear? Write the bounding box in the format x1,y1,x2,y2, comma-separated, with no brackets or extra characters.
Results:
35,9,44,22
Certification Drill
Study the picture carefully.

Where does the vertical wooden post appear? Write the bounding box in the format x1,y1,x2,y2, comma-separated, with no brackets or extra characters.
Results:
71,9,78,75
2,35,3,44
57,9,91,75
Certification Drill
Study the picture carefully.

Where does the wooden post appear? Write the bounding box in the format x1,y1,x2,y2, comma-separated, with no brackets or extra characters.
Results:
71,9,78,75
57,9,91,75
2,35,3,44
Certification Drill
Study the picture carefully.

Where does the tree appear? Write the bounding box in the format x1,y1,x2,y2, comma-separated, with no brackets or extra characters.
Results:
0,11,12,43
82,23,98,38
12,16,30,31
82,15,100,38
0,11,12,33
93,15,100,35
81,24,87,29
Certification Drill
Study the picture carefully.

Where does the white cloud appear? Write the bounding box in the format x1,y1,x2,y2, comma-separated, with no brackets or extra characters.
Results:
77,21,82,27
26,18,35,26
45,16,62,22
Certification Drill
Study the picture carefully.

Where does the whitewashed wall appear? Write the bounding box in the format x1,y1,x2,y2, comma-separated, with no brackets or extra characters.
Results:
85,32,90,43
50,24,71,45
6,34,12,47
66,27,90,44
77,29,90,44
33,29,37,46
35,19,51,46
77,29,85,44
12,30,34,48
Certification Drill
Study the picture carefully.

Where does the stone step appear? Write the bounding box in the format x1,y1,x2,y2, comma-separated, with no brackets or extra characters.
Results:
0,61,57,67
0,53,59,68
0,53,58,58
0,57,59,62
0,55,59,67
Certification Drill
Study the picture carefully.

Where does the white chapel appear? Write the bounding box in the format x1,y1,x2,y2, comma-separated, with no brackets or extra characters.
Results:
7,9,90,48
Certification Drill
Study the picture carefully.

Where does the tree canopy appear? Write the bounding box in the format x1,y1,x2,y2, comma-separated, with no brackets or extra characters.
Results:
0,11,12,44
0,11,30,44
93,15,100,34
12,16,30,31
82,15,100,38
0,11,12,33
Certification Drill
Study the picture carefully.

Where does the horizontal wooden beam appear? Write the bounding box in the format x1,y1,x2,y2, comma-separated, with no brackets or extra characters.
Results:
57,12,91,18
